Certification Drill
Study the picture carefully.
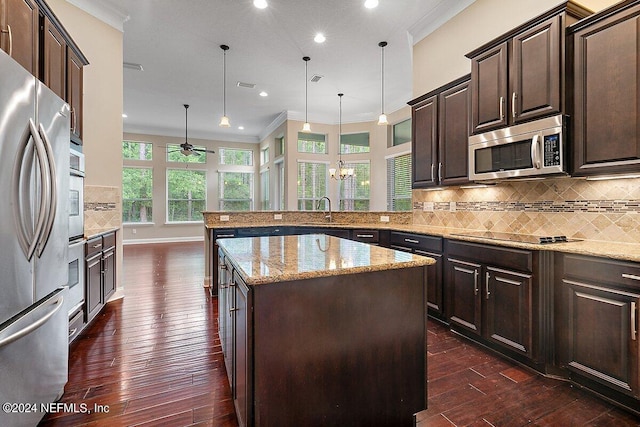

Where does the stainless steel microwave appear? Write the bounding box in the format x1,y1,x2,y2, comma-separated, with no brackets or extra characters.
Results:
468,114,567,181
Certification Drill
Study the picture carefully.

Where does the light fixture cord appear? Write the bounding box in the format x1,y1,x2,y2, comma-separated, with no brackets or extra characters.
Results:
223,49,227,116
185,104,188,141
305,60,308,123
381,43,385,115
338,94,342,163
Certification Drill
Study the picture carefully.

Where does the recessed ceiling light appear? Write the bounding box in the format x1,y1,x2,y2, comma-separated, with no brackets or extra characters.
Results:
314,33,326,43
259,91,268,97
122,113,128,118
253,0,268,9
238,126,245,130
364,0,379,9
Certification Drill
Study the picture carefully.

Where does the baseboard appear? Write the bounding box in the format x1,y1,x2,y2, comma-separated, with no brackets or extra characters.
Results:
123,236,205,245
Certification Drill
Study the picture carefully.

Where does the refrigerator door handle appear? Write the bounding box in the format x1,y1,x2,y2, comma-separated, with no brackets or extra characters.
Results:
36,123,57,256
0,291,64,349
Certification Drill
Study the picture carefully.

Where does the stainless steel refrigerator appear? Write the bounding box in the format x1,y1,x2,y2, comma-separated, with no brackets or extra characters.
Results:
0,50,70,426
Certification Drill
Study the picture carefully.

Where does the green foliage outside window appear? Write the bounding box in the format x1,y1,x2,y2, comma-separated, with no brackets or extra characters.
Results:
219,172,253,211
297,162,327,210
123,141,152,160
167,169,206,221
339,163,370,211
220,148,253,166
340,133,370,154
122,167,153,222
297,132,327,154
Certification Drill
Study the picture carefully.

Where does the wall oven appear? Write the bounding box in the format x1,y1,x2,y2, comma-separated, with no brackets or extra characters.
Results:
69,147,84,241
67,238,85,317
469,114,567,181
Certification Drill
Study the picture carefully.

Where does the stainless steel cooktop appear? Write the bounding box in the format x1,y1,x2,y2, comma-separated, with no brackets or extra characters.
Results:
452,231,580,244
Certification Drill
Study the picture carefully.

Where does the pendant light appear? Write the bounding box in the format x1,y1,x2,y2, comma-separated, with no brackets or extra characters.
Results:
219,44,230,127
377,41,388,126
330,93,354,180
302,56,311,132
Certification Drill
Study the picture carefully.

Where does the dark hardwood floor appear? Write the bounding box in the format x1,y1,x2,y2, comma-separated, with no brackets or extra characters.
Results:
39,241,639,426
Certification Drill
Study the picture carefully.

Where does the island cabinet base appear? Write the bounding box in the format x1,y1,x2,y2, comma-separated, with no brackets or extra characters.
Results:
247,266,427,427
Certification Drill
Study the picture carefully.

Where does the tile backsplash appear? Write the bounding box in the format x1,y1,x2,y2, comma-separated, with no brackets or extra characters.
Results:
413,177,640,243
84,185,122,231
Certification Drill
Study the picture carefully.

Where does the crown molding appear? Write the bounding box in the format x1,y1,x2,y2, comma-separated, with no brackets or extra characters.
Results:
408,0,476,45
66,0,130,32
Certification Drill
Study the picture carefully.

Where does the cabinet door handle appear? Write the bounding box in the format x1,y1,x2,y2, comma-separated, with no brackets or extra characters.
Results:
220,264,227,270
218,234,235,238
92,244,101,248
229,307,239,313
622,273,640,282
357,234,374,238
404,238,419,244
1,25,13,57
68,328,77,338
632,302,637,341
499,96,505,120
486,272,491,299
430,163,435,182
474,270,479,296
512,92,517,118
438,162,442,183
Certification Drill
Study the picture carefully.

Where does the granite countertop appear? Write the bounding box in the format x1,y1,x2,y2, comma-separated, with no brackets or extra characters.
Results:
85,226,120,240
207,222,640,263
217,234,435,285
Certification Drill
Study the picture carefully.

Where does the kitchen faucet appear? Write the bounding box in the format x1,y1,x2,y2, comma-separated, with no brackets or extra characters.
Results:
316,196,332,223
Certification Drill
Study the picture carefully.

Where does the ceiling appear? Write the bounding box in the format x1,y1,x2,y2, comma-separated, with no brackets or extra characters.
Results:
90,0,475,143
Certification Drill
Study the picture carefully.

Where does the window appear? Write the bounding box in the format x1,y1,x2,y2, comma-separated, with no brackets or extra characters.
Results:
297,162,327,210
219,172,253,211
260,170,270,210
298,132,327,154
275,136,285,157
339,162,370,211
122,167,153,222
260,147,269,166
166,144,207,163
167,169,206,222
220,148,253,166
387,153,412,211
393,119,412,146
340,132,370,154
123,141,152,160
277,162,285,210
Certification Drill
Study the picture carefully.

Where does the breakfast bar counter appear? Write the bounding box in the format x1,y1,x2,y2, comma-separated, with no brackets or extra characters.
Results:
216,234,434,427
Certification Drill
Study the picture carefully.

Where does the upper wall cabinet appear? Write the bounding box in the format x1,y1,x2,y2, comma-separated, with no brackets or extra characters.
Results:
0,0,39,75
409,75,471,188
570,0,640,176
0,0,88,141
466,2,591,135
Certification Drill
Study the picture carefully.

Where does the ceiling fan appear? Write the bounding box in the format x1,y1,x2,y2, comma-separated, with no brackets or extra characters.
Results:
169,104,216,156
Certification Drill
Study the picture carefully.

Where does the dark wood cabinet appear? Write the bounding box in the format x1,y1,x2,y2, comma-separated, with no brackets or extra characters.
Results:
447,258,482,335
0,0,39,75
232,271,250,427
390,231,444,319
467,2,590,134
42,16,65,99
470,43,508,133
485,266,533,355
571,1,640,176
556,253,640,402
409,75,470,188
85,250,102,322
67,47,83,140
445,240,540,362
85,231,118,324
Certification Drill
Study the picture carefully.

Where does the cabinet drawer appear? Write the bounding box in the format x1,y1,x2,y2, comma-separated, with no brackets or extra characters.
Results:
85,236,103,257
102,232,116,250
447,239,532,272
68,310,84,343
390,232,442,252
563,254,640,290
215,229,237,240
352,230,379,244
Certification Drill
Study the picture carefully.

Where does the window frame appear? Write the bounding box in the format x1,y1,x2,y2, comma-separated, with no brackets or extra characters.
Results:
340,132,370,154
296,160,328,211
386,152,412,211
297,132,328,154
339,160,371,211
219,147,254,166
122,166,154,224
218,171,255,211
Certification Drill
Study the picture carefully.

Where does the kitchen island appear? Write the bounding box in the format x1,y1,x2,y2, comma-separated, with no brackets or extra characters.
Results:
216,234,434,427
